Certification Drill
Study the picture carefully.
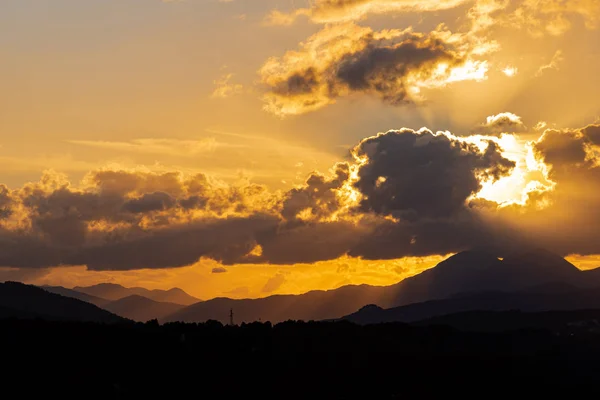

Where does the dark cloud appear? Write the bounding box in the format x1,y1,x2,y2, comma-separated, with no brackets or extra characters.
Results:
333,37,459,104
281,163,349,221
257,220,369,264
260,24,483,116
122,192,176,214
353,128,515,219
0,267,51,284
211,267,228,274
0,170,278,270
73,215,280,270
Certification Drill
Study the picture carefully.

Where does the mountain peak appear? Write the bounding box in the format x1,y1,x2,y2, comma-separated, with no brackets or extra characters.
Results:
436,250,501,270
503,247,579,273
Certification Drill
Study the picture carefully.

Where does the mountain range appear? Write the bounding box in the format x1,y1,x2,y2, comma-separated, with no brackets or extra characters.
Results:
42,283,200,322
166,248,600,324
72,283,200,305
3,247,600,325
0,282,125,323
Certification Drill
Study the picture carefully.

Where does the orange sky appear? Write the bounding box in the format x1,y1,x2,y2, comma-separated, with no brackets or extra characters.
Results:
1,0,600,299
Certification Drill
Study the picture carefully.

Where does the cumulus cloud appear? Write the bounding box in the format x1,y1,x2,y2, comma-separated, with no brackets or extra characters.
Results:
480,112,527,134
267,0,600,37
260,23,489,116
509,0,600,36
0,170,278,270
281,163,350,221
352,128,515,218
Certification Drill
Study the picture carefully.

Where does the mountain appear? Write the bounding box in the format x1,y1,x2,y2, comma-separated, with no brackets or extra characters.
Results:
341,285,600,325
41,286,110,307
167,248,599,324
0,282,126,323
166,284,389,324
103,295,184,322
73,283,200,305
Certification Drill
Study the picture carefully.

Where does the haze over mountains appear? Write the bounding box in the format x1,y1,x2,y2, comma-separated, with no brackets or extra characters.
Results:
4,247,600,325
167,248,600,324
103,295,184,322
42,283,200,322
73,283,200,305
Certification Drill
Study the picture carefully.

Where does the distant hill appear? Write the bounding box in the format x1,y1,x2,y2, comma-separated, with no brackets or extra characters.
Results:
413,309,600,333
166,284,388,324
167,248,600,324
103,295,184,322
73,283,200,305
0,282,126,323
341,286,600,325
42,285,110,307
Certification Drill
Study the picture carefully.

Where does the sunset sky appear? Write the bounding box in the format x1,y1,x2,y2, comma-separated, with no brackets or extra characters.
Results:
1,0,600,299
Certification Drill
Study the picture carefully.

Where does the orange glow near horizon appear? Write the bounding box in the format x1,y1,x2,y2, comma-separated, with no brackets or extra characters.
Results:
13,255,452,300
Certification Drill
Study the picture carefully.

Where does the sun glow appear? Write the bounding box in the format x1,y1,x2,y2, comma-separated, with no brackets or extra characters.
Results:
474,135,554,206
502,66,518,77
413,60,489,95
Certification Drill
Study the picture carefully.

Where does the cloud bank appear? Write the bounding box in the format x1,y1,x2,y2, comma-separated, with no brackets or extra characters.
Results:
2,121,600,271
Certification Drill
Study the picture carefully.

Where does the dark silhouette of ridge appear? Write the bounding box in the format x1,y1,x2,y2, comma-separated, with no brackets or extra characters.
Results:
412,309,600,332
74,283,200,305
0,282,126,323
342,285,600,325
103,295,184,322
166,248,600,324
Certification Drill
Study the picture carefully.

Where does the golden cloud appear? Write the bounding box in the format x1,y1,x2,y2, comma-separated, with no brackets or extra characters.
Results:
259,23,490,116
266,0,470,25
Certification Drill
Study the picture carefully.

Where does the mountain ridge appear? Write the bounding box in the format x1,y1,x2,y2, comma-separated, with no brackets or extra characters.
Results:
0,282,126,323
73,283,200,305
166,248,596,324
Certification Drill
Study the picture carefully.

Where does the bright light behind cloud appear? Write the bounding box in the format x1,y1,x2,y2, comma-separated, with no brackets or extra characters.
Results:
472,134,554,205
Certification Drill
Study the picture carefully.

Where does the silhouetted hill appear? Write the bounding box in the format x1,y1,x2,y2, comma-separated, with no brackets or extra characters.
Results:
166,284,388,324
342,286,600,325
167,248,598,324
104,295,184,322
41,285,110,307
413,309,600,332
74,283,200,305
0,282,126,323
148,287,200,305
584,267,600,279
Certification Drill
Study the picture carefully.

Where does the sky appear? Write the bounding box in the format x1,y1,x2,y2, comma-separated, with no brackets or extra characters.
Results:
1,0,600,299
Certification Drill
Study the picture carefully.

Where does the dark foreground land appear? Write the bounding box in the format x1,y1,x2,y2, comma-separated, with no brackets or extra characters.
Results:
4,316,600,399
